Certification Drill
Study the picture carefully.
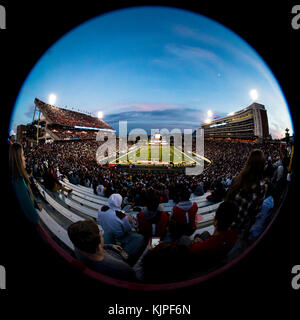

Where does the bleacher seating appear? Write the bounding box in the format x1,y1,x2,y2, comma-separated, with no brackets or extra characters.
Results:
68,193,101,210
36,179,220,237
61,180,108,205
56,192,98,219
36,182,84,223
38,208,74,250
33,178,223,286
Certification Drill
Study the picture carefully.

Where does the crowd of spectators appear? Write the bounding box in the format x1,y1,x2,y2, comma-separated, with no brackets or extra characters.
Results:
49,127,98,140
24,139,286,206
20,137,291,283
35,98,113,130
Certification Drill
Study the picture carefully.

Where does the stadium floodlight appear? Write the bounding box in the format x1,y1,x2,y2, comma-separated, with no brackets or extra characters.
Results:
249,89,258,101
98,111,103,119
204,118,211,124
228,112,235,116
48,94,57,105
207,110,213,118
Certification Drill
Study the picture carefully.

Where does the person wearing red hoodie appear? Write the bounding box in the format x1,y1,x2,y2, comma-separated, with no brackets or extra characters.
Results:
170,187,198,238
137,188,169,240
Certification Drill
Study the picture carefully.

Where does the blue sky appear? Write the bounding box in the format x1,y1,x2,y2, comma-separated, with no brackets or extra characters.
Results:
10,6,293,138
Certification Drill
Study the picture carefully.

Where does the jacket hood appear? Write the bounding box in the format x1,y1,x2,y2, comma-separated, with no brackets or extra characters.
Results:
177,200,193,211
108,193,122,211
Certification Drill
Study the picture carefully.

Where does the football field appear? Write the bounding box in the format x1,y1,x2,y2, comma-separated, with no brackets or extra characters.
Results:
111,144,210,166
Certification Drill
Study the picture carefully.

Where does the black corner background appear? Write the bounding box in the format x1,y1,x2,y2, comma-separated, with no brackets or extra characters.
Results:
0,0,299,316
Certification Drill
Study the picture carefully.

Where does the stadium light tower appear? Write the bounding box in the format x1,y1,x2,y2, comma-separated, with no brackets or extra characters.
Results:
249,89,259,101
48,94,57,105
98,111,103,119
207,110,213,118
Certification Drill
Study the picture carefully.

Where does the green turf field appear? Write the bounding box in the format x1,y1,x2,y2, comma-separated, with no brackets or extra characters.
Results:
113,144,198,166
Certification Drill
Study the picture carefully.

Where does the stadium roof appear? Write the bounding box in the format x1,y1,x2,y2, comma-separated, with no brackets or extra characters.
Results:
34,98,114,130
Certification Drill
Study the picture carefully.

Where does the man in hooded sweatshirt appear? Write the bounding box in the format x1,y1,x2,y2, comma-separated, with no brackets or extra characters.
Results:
97,193,145,263
170,187,198,239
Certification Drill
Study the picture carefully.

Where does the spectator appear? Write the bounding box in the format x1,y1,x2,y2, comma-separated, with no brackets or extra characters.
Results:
225,149,266,236
68,171,78,185
193,182,204,196
92,177,98,194
264,156,275,180
121,188,130,206
96,182,105,196
67,220,136,281
189,201,239,269
272,151,289,201
9,143,40,225
206,179,226,203
248,183,275,241
43,167,72,194
8,130,16,146
170,187,198,238
137,188,169,239
97,193,145,263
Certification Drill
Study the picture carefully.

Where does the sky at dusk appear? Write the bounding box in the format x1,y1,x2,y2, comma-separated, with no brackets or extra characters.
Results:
10,6,294,138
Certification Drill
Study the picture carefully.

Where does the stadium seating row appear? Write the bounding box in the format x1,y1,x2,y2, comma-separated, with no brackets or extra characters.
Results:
39,180,218,228
35,179,221,278
61,178,213,210
38,208,74,250
39,206,215,254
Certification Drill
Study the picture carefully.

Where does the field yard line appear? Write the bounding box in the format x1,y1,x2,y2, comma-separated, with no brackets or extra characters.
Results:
173,146,203,165
111,144,146,163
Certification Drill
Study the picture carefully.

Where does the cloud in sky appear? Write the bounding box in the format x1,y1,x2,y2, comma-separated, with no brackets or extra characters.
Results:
165,43,221,64
132,104,179,112
104,107,227,134
172,24,284,95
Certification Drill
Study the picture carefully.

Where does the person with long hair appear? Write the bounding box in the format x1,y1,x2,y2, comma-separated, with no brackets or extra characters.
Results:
9,142,40,225
225,149,266,236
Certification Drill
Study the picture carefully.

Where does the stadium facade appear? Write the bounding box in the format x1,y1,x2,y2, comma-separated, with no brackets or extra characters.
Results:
25,98,115,142
201,103,269,141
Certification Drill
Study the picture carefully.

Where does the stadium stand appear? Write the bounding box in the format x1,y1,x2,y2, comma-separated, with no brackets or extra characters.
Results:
34,98,113,130
27,137,290,285
22,98,115,144
32,176,220,284
11,97,293,286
